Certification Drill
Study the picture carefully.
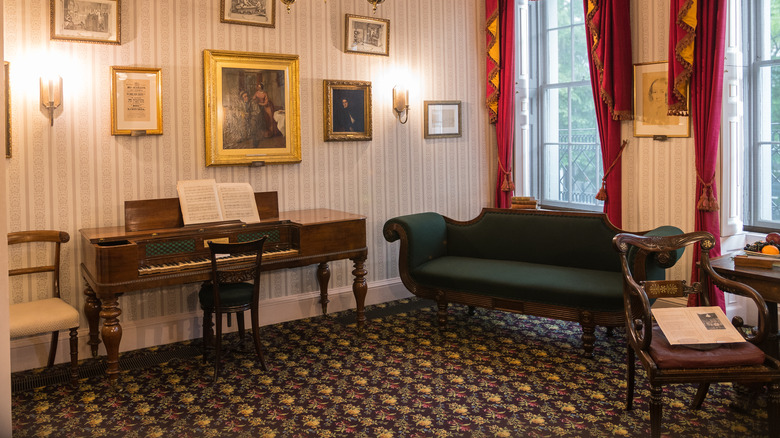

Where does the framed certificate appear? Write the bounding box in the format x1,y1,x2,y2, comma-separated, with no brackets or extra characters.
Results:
110,66,163,136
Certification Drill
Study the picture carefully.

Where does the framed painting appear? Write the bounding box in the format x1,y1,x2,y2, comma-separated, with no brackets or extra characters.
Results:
633,61,689,138
110,66,163,136
50,0,121,45
5,61,10,158
220,0,275,28
345,14,389,56
424,100,462,139
204,50,301,166
323,80,372,142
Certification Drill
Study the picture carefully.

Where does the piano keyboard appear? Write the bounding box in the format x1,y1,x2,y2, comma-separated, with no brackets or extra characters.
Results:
138,248,298,276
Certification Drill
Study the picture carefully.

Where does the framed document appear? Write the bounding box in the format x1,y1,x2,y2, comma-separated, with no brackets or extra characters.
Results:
633,61,689,138
203,50,301,166
424,100,461,139
323,80,372,142
110,66,163,135
50,0,121,45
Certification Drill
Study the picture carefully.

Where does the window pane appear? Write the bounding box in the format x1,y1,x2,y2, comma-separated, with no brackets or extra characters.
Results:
756,65,780,142
547,28,572,84
546,0,571,28
756,143,780,222
758,0,780,60
543,88,568,143
571,86,596,133
573,25,589,81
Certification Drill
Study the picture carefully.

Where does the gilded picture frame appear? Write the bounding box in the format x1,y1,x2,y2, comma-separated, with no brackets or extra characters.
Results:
345,14,389,56
633,61,690,138
220,0,275,28
110,66,163,136
323,80,372,142
50,0,121,45
204,50,301,166
424,100,462,139
5,61,10,158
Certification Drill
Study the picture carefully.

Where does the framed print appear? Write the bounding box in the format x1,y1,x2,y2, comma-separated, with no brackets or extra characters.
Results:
50,0,121,45
204,50,301,166
220,0,275,28
5,62,10,158
345,14,389,56
633,61,689,138
323,80,372,142
424,100,462,139
110,67,163,136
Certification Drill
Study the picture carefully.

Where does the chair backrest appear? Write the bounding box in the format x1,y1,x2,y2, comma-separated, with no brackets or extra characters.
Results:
613,231,769,350
8,230,70,300
206,237,268,307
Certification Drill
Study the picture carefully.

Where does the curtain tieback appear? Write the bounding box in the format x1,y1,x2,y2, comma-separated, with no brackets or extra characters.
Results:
696,173,719,212
595,140,629,201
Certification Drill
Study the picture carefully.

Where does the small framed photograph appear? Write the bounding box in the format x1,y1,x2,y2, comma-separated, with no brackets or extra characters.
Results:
50,0,121,45
204,50,301,166
633,61,689,138
220,0,275,28
345,14,389,56
424,101,462,139
5,61,10,158
110,66,163,136
323,80,372,142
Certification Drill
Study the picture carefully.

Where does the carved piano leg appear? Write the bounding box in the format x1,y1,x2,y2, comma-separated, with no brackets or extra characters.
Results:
317,262,331,316
83,284,102,358
351,256,368,331
99,295,123,381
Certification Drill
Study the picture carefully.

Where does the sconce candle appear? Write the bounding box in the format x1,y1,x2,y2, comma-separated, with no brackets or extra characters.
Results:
40,75,62,126
393,85,409,124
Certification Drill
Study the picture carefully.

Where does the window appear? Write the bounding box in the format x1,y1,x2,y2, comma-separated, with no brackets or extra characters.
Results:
747,0,780,230
520,0,602,211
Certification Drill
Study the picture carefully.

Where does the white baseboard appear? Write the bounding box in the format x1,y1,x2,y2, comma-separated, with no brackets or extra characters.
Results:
11,279,412,373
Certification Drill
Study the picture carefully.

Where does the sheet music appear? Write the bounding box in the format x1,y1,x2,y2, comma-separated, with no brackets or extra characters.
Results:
217,183,260,223
652,306,746,345
176,179,223,225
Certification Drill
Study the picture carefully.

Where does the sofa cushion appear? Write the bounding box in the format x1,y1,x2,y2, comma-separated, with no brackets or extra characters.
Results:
411,256,624,312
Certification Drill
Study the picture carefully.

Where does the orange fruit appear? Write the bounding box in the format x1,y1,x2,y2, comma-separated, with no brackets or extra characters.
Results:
762,245,780,255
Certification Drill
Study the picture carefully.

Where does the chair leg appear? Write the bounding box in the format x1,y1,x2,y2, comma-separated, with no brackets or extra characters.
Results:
69,328,79,385
213,311,223,383
768,382,780,438
47,331,59,368
650,384,663,438
625,346,635,411
236,312,246,344
690,383,710,410
250,306,268,371
202,309,213,363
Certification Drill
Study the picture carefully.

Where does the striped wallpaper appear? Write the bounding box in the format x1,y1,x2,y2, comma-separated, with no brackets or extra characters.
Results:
3,0,492,326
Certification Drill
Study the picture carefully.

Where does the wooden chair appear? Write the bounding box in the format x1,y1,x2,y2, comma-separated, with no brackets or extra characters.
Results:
8,230,80,384
613,231,780,438
199,237,268,381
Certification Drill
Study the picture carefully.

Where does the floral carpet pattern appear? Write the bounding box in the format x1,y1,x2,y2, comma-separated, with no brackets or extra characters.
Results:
12,299,774,437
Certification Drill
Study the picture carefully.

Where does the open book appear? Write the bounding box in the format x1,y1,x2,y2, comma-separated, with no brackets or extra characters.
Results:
176,179,261,225
652,306,746,345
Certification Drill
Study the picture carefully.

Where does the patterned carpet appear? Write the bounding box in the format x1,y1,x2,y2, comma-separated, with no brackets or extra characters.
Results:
11,298,774,437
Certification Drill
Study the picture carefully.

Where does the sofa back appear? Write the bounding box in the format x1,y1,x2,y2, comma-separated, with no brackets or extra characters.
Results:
446,209,622,272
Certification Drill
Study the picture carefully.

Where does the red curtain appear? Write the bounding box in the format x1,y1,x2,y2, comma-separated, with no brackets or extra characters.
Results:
667,0,696,116
677,0,727,310
487,0,516,208
583,0,634,228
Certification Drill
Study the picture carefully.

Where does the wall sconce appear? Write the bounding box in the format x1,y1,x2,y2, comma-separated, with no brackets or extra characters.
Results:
393,85,409,124
281,0,384,13
40,75,62,126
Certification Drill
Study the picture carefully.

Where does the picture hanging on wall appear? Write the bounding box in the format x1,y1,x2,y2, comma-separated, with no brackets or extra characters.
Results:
5,61,10,158
50,0,121,45
203,50,301,166
345,14,389,56
424,101,462,139
633,61,689,138
110,66,163,136
220,0,275,28
323,80,372,142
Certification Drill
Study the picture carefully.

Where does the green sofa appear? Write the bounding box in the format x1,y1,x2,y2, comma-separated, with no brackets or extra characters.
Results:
383,208,682,356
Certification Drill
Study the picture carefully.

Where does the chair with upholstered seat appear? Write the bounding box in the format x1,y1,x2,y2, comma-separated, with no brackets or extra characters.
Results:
199,237,268,381
8,230,80,384
613,231,780,438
